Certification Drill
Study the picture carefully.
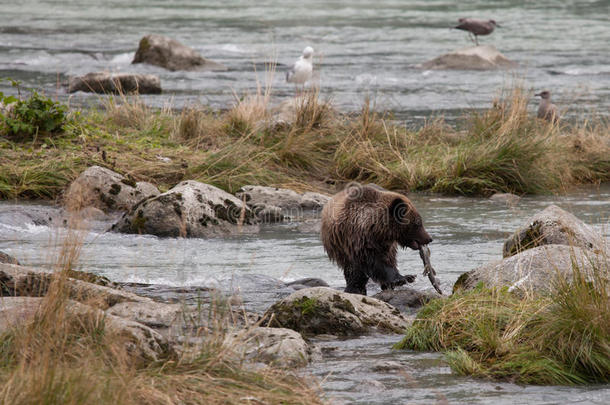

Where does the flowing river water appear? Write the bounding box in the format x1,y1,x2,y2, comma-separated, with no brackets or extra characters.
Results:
1,185,609,404
1,0,609,122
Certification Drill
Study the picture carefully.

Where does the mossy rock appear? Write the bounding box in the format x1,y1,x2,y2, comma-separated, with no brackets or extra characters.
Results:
261,287,410,337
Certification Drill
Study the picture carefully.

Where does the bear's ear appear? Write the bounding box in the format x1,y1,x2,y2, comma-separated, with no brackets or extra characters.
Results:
389,197,410,225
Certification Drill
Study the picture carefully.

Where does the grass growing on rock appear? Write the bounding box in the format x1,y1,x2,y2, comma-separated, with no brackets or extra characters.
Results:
1,85,609,200
395,253,610,385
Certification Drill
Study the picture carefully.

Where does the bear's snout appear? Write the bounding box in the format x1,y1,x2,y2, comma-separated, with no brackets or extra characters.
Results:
405,228,433,250
420,229,433,245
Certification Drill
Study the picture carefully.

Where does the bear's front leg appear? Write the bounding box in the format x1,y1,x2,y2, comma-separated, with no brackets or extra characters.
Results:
378,266,416,290
344,268,369,295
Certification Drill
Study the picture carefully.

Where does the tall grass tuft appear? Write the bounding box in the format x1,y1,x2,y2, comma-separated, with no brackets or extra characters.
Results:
334,87,583,195
395,251,610,385
225,61,276,135
292,85,334,131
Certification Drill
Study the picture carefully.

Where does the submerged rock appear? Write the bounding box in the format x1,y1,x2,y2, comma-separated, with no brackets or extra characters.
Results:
112,180,257,237
453,244,605,294
503,205,605,257
132,34,227,72
261,287,411,336
225,326,316,368
489,193,521,206
65,166,160,213
68,72,161,94
0,205,67,228
235,185,330,222
285,277,329,290
372,288,439,312
419,45,517,70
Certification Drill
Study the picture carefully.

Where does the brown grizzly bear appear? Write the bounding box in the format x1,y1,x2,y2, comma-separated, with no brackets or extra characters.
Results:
320,183,432,295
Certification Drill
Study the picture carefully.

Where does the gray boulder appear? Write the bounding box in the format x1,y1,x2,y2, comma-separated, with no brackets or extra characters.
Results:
65,166,160,213
68,72,161,94
106,301,183,330
132,34,227,72
0,297,170,361
503,205,605,257
453,244,605,294
225,326,316,368
112,180,257,237
235,185,330,222
419,45,517,70
261,287,411,336
372,288,439,312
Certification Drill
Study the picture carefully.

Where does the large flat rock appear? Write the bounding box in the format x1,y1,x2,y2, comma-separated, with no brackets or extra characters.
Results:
68,72,161,94
453,244,605,294
0,262,152,308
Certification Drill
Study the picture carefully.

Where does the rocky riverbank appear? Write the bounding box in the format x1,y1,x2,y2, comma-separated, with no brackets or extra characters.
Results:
0,187,608,403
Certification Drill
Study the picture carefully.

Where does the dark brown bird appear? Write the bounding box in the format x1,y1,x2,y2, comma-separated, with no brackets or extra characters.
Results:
454,18,499,45
535,90,559,123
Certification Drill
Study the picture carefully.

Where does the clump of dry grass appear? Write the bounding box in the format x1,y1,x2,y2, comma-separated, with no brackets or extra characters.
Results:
292,85,335,131
171,106,226,150
225,61,276,135
103,92,171,133
396,250,610,385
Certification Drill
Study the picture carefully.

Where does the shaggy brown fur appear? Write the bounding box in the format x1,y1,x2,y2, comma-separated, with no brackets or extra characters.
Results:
321,184,432,295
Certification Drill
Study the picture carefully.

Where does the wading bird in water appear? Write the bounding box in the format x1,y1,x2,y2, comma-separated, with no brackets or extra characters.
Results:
454,18,499,45
535,90,559,123
286,46,314,92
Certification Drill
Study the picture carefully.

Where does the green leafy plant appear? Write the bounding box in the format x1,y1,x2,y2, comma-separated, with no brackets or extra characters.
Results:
1,81,68,140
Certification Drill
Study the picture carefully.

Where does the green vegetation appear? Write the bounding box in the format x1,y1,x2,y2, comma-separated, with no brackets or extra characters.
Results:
395,255,610,385
0,226,323,405
1,85,609,200
1,81,68,140
297,297,319,315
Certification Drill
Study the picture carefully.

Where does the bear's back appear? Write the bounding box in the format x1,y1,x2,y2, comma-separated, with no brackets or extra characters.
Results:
320,185,413,263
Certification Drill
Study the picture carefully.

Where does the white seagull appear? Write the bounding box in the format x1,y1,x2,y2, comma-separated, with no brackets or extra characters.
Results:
286,46,314,86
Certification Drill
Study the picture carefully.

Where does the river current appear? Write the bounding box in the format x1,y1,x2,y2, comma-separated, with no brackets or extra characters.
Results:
1,185,609,404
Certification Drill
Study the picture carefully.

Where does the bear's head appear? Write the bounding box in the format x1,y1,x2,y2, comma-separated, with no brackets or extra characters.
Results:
388,195,433,250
